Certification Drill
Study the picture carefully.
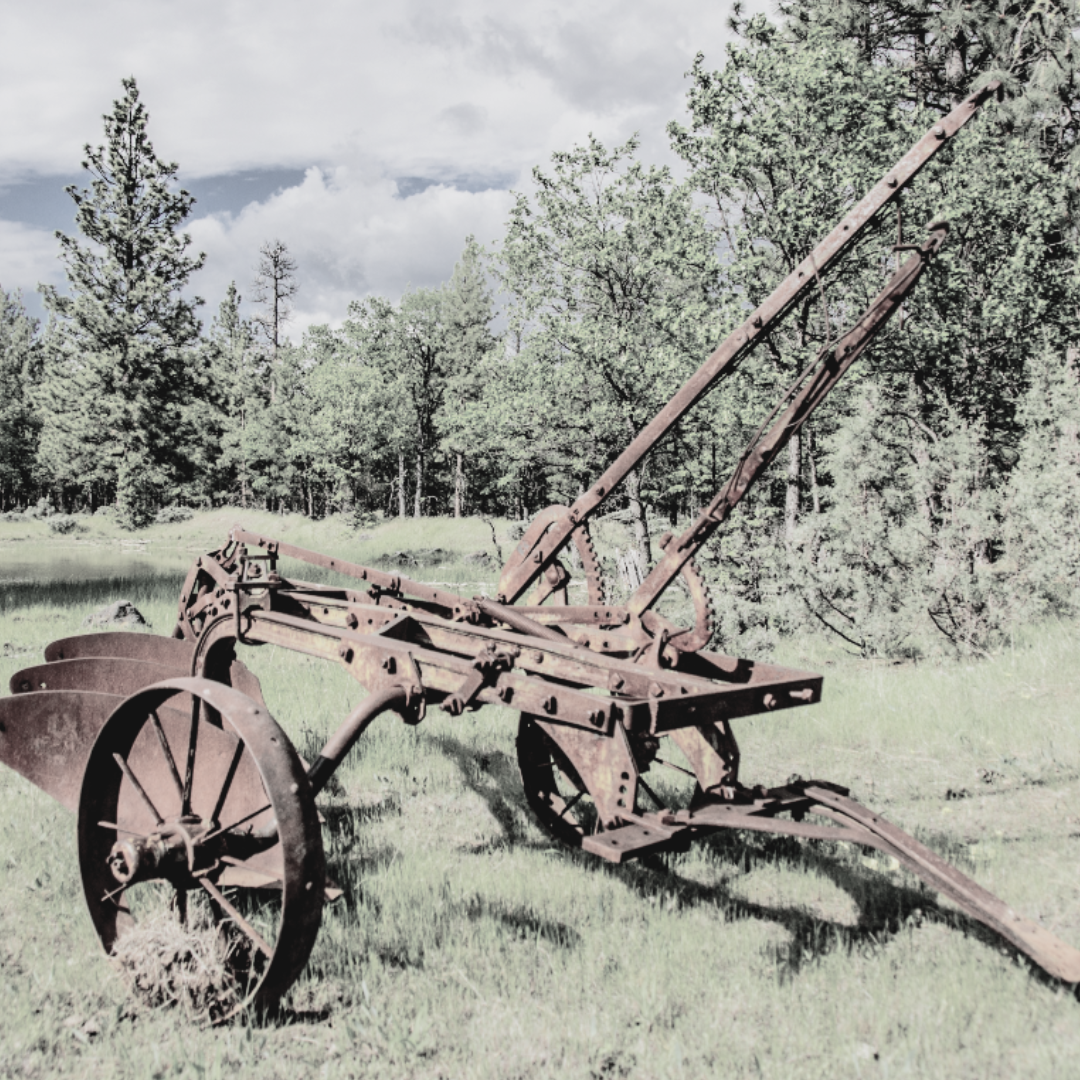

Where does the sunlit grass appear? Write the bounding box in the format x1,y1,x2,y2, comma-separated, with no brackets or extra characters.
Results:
0,516,1078,1078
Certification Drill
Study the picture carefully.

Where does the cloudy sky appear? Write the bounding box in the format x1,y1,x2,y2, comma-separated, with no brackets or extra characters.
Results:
0,0,765,335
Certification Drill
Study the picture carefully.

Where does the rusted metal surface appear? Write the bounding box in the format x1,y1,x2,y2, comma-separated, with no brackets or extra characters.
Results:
11,657,189,698
43,631,266,705
1,690,128,811
3,81,1076,1015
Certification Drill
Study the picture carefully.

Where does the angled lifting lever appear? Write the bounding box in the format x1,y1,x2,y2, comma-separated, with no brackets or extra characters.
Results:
497,82,1002,628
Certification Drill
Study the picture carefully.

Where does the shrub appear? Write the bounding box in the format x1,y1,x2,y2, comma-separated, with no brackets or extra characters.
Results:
155,505,194,524
48,515,87,535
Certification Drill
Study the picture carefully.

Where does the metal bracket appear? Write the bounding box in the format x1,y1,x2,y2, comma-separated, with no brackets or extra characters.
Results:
441,644,520,716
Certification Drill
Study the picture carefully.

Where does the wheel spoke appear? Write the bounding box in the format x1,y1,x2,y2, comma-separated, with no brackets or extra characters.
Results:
638,776,664,809
150,709,185,801
655,757,696,779
182,696,201,815
209,738,246,827
113,752,164,825
201,802,273,844
97,820,143,835
199,877,273,958
557,790,585,820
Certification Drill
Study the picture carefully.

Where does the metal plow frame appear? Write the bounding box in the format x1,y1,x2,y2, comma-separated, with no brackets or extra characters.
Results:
1,80,1078,1019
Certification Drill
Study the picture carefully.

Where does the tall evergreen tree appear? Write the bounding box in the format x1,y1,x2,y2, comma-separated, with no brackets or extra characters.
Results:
38,76,205,525
440,236,498,517
192,282,259,506
0,289,40,511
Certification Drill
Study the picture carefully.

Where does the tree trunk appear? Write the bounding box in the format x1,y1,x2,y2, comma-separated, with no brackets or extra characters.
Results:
414,453,423,517
454,452,464,518
397,452,406,519
807,429,821,515
785,430,801,548
622,416,651,567
625,466,651,568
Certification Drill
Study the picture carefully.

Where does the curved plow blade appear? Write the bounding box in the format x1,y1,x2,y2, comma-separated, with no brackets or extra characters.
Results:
41,631,265,705
0,690,125,811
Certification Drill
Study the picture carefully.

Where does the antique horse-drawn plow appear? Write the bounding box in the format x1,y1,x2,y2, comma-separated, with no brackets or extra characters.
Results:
2,83,1078,1019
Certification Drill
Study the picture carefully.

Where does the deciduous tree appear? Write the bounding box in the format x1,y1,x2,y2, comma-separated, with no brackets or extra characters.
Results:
500,136,722,566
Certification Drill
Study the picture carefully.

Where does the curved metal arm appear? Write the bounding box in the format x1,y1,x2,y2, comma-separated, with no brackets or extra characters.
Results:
307,686,408,796
629,222,949,619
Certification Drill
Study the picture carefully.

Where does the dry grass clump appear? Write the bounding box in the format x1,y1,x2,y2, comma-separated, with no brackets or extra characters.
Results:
110,910,242,1023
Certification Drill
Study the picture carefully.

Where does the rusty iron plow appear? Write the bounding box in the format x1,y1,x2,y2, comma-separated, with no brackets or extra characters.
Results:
1,80,1077,1020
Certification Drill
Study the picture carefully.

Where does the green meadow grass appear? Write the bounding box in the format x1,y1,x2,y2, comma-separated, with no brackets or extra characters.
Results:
0,516,1077,1078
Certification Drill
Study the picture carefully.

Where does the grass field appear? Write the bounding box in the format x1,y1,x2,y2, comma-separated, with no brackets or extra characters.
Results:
0,513,1078,1078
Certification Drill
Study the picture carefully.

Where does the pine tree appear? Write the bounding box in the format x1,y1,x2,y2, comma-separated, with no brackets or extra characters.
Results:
189,282,258,507
38,76,205,525
440,236,497,517
0,289,40,511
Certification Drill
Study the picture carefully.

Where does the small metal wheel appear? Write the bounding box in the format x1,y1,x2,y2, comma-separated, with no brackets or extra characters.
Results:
78,677,324,1022
516,713,637,848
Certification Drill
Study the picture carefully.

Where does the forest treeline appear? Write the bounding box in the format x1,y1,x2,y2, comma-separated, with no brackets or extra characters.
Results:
3,0,1080,658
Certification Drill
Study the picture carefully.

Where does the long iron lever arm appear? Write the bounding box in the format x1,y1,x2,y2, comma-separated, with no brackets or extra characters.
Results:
497,81,1001,607
630,221,948,621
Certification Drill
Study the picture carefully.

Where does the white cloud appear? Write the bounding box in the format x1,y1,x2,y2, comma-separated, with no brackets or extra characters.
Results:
0,221,63,302
1,0,762,327
188,168,514,335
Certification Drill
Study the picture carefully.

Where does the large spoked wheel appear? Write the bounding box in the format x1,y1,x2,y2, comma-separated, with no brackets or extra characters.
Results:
516,713,634,848
78,677,324,1023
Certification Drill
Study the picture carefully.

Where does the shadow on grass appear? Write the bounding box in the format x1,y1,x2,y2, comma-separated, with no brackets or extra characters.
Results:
419,730,1056,980
312,727,1067,995
461,895,582,949
421,731,533,846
